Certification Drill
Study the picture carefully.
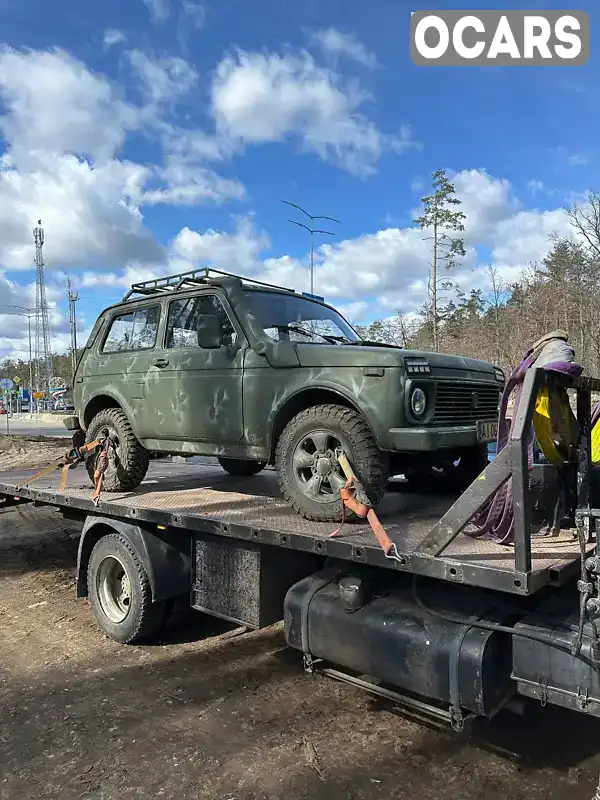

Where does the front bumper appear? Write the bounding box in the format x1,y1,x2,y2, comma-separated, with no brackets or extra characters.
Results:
387,424,489,452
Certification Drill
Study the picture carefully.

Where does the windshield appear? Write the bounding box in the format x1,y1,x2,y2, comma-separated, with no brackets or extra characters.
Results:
244,290,361,344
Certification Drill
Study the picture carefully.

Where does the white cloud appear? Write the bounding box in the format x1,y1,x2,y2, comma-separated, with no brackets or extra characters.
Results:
211,47,417,176
0,155,164,271
169,216,270,272
527,179,545,194
142,0,170,24
0,47,137,164
309,29,378,69
490,209,571,274
181,0,206,29
127,50,198,105
568,152,591,166
103,29,126,48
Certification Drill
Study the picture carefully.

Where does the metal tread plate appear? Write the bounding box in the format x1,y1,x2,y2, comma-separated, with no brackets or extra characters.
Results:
0,460,583,594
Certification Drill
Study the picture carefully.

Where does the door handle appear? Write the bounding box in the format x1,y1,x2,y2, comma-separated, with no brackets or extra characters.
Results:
152,358,169,368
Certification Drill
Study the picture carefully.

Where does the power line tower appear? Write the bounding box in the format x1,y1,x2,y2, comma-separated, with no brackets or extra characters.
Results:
33,220,53,394
67,277,80,383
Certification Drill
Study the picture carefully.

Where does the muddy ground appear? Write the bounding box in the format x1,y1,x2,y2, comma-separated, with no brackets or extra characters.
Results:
2,461,600,798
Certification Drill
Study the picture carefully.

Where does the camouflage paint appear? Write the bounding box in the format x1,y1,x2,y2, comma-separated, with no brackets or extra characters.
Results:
73,276,501,462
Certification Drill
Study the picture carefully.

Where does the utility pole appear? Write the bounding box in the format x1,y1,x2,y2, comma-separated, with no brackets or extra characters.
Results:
67,277,80,383
282,201,339,295
33,220,53,395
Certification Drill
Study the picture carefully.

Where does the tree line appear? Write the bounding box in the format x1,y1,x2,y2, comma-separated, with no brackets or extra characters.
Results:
355,171,600,375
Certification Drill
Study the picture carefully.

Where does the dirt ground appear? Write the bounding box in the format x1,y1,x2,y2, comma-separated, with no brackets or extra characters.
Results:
0,436,67,473
3,456,600,798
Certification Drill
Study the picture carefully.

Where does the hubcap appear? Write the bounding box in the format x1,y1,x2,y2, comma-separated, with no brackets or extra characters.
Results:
292,430,347,504
96,555,132,623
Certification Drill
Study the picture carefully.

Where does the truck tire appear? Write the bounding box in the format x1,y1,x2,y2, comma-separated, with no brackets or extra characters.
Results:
87,533,167,644
85,408,149,491
275,404,387,522
218,457,266,477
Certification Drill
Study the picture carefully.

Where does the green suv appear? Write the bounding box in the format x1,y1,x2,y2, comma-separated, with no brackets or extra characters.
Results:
69,269,503,521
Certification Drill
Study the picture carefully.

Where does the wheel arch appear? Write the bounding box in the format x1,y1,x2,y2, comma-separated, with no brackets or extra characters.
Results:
269,386,375,462
82,392,124,429
77,516,192,603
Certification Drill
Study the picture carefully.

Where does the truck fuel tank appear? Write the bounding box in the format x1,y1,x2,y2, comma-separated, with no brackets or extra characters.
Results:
284,570,515,718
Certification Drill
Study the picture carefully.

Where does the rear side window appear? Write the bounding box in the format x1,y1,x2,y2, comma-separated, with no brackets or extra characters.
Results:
103,306,161,353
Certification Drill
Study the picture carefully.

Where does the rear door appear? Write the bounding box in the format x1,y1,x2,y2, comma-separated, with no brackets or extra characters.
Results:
82,302,162,438
146,290,245,443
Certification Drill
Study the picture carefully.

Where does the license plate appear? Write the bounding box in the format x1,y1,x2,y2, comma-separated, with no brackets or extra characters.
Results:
476,421,498,443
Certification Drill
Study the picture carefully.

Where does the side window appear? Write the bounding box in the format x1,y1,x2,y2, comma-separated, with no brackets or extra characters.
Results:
103,306,161,353
165,295,237,349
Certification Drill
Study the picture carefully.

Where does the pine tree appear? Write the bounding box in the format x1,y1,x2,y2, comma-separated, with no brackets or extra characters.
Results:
414,169,466,351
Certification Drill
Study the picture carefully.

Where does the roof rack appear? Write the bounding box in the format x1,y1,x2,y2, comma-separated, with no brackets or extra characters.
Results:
122,268,297,301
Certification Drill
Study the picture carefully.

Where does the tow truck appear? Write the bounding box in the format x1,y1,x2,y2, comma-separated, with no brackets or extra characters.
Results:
1,308,600,730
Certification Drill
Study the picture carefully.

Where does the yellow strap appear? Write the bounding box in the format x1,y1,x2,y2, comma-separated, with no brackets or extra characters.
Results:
532,386,578,465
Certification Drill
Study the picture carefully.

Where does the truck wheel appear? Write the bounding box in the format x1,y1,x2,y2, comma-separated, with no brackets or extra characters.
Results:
218,457,266,477
85,408,149,491
87,533,167,644
275,404,387,522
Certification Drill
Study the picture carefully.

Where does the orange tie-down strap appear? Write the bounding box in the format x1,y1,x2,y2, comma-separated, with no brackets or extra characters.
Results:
331,450,404,564
25,439,103,491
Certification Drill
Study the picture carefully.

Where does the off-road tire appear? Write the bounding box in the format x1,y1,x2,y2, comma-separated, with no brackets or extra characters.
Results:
85,408,149,492
217,457,266,477
275,404,388,522
87,533,167,644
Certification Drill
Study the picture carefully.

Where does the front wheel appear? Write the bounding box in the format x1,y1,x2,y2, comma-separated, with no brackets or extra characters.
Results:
87,533,167,644
275,404,388,522
85,408,149,491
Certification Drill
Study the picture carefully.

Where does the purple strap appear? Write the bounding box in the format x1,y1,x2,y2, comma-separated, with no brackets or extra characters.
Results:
465,354,583,545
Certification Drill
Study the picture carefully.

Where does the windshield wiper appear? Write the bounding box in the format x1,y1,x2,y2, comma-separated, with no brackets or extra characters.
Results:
275,325,341,344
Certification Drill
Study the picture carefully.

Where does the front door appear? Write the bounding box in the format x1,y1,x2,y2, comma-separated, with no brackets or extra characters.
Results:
146,290,245,443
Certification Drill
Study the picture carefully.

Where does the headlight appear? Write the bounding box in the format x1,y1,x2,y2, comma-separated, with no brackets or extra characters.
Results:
410,387,427,417
494,367,505,383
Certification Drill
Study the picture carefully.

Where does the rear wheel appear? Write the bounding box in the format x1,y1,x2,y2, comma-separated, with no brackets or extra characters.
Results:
87,533,167,644
217,457,266,477
275,404,388,522
85,408,149,491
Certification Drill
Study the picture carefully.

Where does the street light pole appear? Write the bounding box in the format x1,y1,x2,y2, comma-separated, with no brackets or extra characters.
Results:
282,200,340,295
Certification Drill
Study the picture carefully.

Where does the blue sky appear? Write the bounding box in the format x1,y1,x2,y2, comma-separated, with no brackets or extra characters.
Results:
0,0,598,362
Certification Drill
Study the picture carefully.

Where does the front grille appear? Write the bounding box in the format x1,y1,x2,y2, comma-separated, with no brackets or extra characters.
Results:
432,382,500,426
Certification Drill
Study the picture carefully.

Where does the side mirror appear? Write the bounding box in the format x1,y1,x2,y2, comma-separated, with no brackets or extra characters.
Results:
196,314,223,349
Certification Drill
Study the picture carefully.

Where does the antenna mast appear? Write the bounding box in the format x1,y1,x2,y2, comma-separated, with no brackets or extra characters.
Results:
67,277,80,382
33,220,53,394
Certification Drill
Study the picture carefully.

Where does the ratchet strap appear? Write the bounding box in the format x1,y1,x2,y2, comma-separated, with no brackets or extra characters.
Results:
26,439,104,492
91,436,114,505
331,449,403,564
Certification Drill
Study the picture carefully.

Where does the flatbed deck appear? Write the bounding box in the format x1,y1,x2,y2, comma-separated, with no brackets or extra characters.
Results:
0,459,584,596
